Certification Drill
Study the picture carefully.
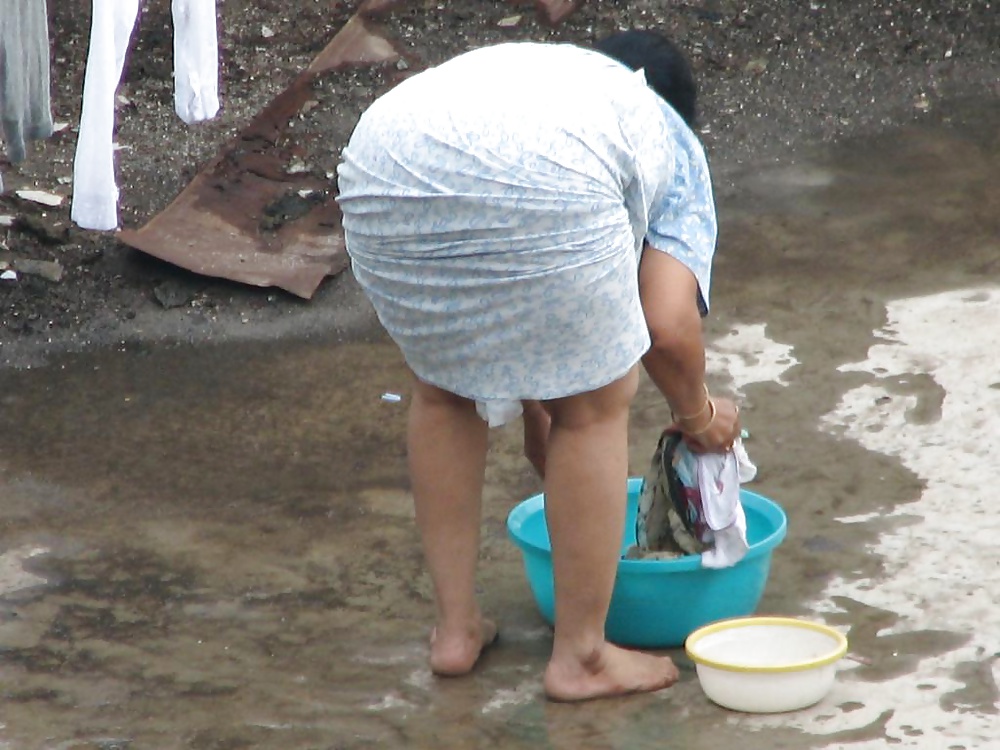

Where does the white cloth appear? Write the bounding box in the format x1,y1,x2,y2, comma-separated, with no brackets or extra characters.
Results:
71,0,220,230
676,437,756,569
71,0,140,230
172,0,219,125
475,399,523,428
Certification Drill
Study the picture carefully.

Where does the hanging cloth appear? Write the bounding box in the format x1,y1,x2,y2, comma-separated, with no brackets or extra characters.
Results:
172,0,220,125
70,0,141,230
0,0,55,192
71,0,220,230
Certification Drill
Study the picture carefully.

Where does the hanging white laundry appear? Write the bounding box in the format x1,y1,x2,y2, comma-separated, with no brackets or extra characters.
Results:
71,0,141,231
172,0,220,124
0,0,55,193
72,0,221,230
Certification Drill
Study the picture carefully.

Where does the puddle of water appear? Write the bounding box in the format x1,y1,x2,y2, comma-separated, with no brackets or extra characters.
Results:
0,98,998,748
759,285,1000,746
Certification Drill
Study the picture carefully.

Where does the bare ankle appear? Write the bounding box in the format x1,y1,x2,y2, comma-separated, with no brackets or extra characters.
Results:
428,617,498,676
577,644,605,672
552,637,605,672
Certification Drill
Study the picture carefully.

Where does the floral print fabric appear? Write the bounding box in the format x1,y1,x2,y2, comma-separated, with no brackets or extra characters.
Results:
336,42,717,411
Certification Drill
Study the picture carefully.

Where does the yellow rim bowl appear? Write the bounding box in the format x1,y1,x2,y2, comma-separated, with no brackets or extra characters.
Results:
685,616,848,673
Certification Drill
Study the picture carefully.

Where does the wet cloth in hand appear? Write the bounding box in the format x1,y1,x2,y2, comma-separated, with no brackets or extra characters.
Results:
634,430,756,568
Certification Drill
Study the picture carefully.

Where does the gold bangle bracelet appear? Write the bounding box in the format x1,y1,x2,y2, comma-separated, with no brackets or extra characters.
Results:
683,398,717,437
671,383,712,423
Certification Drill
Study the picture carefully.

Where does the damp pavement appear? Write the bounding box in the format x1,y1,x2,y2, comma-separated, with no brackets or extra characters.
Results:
1,98,998,749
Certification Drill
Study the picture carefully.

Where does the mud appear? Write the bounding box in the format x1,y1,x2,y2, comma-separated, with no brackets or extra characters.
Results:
1,97,999,747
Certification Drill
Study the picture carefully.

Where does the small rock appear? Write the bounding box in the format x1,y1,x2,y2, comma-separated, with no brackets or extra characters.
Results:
744,58,768,75
0,270,16,281
0,214,15,227
11,258,64,282
14,189,64,207
153,280,195,309
497,14,521,27
262,25,275,38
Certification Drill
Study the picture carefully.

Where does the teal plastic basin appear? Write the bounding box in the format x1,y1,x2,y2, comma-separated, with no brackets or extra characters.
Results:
506,477,788,648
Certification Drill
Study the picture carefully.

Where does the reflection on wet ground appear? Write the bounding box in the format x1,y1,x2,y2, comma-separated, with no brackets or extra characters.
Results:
1,99,998,748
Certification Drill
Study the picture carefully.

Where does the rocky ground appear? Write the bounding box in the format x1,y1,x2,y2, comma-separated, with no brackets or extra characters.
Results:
1,0,997,361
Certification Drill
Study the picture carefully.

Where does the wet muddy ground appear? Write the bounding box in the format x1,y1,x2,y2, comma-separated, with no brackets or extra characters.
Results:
1,98,998,748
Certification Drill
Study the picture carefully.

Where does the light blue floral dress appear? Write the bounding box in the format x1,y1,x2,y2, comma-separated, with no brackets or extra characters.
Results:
336,42,717,425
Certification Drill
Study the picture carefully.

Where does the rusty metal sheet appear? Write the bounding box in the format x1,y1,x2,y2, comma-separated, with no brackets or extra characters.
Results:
118,13,402,299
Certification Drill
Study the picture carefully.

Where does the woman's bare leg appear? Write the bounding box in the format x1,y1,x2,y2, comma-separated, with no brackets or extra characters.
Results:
408,378,497,675
541,367,679,701
521,399,552,478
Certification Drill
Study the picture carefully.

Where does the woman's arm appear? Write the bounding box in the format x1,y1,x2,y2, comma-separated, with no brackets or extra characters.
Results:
638,245,739,452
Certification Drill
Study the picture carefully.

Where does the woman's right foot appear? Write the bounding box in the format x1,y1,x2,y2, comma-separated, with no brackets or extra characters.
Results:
543,642,679,702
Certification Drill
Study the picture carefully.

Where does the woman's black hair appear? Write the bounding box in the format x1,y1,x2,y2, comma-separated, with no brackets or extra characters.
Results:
594,30,698,127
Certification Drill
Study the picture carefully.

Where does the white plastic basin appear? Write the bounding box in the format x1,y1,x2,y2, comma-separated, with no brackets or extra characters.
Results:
685,616,848,713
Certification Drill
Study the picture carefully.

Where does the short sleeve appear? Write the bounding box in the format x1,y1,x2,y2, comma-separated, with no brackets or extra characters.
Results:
645,103,718,316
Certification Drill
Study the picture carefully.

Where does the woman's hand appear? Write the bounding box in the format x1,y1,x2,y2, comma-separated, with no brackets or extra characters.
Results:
521,399,551,478
675,396,741,454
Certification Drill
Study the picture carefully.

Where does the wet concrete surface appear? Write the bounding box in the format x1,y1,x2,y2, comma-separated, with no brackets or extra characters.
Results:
1,98,999,748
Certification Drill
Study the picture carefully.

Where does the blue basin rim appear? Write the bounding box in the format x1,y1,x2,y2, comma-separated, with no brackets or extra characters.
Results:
506,477,788,572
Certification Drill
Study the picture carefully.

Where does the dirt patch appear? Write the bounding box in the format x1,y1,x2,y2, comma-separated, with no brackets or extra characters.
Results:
1,0,997,357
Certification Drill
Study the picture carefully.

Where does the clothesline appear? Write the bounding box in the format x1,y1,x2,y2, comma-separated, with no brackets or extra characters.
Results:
0,0,220,230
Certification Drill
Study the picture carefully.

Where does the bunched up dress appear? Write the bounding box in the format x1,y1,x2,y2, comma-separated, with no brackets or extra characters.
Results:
336,42,717,425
